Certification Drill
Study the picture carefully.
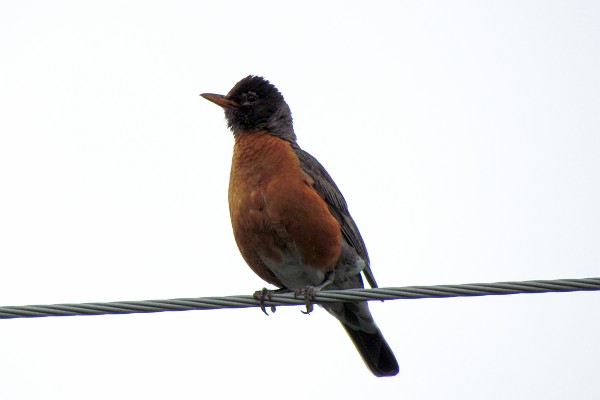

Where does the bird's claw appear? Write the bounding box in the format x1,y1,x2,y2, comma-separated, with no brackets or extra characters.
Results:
253,287,277,315
294,271,335,314
294,286,319,314
253,287,292,315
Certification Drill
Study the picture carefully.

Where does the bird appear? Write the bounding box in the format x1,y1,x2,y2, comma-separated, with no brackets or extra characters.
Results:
201,76,399,377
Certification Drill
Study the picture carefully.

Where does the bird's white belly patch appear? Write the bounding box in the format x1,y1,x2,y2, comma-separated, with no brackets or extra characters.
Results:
260,253,326,290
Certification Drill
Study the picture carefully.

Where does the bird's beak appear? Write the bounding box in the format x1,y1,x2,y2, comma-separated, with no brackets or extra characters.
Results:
200,93,239,109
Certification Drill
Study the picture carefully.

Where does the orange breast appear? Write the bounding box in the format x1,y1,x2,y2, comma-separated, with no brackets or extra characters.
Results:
228,131,342,287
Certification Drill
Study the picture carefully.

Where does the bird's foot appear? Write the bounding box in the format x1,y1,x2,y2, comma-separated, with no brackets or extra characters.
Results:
294,271,335,314
253,287,290,316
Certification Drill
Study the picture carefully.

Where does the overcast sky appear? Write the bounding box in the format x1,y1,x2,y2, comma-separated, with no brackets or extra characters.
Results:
1,1,599,399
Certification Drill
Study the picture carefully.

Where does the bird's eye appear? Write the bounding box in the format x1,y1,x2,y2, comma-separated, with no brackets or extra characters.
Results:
246,92,257,103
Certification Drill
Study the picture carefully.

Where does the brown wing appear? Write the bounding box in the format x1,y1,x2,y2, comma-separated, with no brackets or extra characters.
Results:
294,146,377,288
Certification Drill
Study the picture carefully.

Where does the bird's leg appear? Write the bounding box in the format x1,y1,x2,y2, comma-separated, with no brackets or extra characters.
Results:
294,271,336,314
253,287,291,315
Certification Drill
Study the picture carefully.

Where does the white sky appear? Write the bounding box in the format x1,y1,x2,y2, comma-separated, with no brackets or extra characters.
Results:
1,1,599,399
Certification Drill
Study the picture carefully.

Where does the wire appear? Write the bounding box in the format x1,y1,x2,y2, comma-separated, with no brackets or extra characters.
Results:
1,277,599,320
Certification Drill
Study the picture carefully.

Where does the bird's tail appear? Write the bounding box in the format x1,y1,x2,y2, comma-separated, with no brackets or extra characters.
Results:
323,301,399,377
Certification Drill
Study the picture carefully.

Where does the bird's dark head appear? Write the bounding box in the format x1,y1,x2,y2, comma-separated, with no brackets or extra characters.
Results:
201,76,296,142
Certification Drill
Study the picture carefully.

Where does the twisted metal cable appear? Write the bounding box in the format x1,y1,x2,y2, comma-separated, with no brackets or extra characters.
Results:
1,277,599,320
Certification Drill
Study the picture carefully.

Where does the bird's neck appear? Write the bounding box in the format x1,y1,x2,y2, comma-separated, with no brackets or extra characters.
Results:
265,104,297,143
231,131,295,176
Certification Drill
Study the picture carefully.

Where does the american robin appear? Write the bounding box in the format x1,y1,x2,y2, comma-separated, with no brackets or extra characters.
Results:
201,76,399,377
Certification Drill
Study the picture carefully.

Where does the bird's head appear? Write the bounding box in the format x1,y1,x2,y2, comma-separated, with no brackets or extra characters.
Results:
201,75,296,142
